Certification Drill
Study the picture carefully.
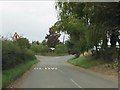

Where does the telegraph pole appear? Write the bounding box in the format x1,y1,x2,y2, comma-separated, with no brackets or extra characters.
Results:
63,34,65,44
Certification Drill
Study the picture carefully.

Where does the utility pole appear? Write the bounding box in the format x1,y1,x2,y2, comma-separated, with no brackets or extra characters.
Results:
63,34,65,44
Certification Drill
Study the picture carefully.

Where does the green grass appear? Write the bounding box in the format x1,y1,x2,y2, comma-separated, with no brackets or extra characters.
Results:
2,59,39,88
68,56,104,68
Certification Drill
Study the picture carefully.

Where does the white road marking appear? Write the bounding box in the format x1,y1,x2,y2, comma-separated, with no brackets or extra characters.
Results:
51,68,54,70
54,67,58,70
34,67,58,70
70,78,82,88
45,68,47,70
48,67,51,70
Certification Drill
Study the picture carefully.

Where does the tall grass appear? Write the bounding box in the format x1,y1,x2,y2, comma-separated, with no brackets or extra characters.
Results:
68,56,104,68
2,59,39,88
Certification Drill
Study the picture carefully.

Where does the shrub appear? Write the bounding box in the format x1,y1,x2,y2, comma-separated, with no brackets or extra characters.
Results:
30,43,51,53
100,48,118,61
16,38,30,49
30,44,41,53
54,44,68,54
39,45,51,53
2,40,36,70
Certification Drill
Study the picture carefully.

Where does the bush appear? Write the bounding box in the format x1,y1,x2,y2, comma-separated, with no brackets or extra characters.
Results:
30,43,42,53
54,44,68,54
100,48,118,61
20,49,36,61
39,45,51,53
2,40,36,70
16,38,30,49
30,43,51,53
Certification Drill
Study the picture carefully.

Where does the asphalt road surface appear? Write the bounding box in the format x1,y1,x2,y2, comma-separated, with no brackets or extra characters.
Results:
14,55,118,88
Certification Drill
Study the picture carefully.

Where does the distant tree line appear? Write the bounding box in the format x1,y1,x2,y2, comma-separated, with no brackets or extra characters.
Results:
30,39,68,55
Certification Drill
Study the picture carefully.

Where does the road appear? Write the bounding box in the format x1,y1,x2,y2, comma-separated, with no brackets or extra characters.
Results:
13,55,118,88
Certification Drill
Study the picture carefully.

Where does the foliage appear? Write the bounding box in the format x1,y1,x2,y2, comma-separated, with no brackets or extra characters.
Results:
39,45,51,53
30,41,68,55
68,56,103,68
32,41,40,45
68,56,118,72
30,43,51,53
54,43,68,54
45,28,61,48
66,40,76,54
30,43,42,53
16,38,30,49
2,40,36,70
54,2,120,59
42,39,47,46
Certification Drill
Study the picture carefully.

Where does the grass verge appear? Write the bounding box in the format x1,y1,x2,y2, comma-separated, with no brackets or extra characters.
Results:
2,59,39,88
68,56,104,68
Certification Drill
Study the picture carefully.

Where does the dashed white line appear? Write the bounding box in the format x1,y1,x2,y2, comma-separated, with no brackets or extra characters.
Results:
45,68,47,70
54,67,57,70
51,67,56,70
70,78,82,88
48,67,51,70
34,67,58,70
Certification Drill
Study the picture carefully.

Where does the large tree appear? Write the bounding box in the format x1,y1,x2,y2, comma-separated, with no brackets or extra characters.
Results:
54,2,120,58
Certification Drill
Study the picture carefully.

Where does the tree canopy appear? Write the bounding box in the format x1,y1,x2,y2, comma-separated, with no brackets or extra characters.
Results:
53,2,120,59
45,27,61,48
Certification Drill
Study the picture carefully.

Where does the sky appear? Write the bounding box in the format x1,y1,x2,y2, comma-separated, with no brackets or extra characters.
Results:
0,1,69,42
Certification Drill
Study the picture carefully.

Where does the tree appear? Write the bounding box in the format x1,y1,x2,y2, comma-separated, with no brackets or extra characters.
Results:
45,27,61,48
42,39,47,46
54,2,120,59
55,2,88,57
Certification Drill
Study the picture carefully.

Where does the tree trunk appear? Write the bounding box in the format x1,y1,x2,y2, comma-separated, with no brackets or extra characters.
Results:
95,44,99,58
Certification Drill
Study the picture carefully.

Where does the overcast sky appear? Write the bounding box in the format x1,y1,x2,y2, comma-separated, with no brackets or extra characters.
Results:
0,1,69,42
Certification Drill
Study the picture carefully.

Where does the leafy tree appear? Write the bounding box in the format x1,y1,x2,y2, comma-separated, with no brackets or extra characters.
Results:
54,2,120,59
55,2,88,57
32,41,40,45
45,27,61,48
42,39,47,46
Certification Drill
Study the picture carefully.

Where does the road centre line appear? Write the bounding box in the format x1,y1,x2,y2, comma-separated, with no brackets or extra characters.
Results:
34,67,58,70
70,78,82,88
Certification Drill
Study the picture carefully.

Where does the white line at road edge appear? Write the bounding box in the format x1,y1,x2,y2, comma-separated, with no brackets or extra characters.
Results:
70,79,82,88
